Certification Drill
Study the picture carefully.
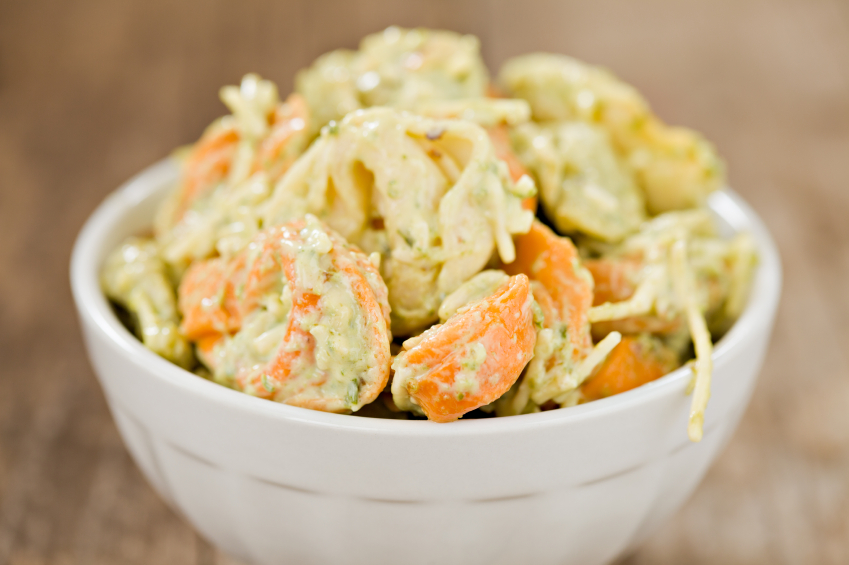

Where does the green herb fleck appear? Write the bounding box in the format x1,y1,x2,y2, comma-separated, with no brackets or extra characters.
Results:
399,229,415,247
387,180,399,199
531,301,545,330
346,379,360,406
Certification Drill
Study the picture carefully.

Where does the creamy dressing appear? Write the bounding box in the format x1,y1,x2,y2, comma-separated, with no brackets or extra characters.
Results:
262,108,534,335
155,75,310,274
511,121,646,242
101,237,193,368
414,98,531,128
392,279,535,415
588,209,752,344
196,216,390,411
499,53,724,214
437,270,509,322
98,27,757,432
296,27,489,137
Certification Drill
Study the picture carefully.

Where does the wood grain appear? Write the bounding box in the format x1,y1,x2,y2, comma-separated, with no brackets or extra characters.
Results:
0,0,847,563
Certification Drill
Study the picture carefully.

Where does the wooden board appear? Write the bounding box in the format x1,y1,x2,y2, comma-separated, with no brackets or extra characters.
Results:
0,0,847,562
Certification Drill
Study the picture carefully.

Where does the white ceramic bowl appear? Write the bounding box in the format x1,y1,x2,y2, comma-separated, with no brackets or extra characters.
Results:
71,160,781,565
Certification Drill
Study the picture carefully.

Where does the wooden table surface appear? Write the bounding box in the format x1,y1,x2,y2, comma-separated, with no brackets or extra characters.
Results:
1,0,848,563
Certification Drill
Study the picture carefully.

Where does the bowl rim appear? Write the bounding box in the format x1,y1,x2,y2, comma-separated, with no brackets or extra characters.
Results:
70,158,782,437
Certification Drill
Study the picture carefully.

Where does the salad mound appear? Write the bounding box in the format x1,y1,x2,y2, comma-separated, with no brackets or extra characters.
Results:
102,27,756,442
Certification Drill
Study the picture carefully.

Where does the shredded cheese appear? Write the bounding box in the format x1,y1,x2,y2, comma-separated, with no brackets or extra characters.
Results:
670,239,713,442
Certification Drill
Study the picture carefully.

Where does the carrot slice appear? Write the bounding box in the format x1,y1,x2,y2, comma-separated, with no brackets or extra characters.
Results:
584,257,682,337
195,333,224,370
171,93,309,226
178,253,249,339
487,124,529,183
392,274,536,422
178,218,392,412
585,258,642,306
487,124,537,212
176,125,240,219
580,336,678,401
503,220,594,355
253,93,309,179
529,280,559,328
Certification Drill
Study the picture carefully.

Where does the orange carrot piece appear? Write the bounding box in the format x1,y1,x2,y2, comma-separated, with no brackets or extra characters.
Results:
178,253,248,339
503,221,593,354
486,83,506,99
394,274,536,422
584,257,682,338
178,219,392,411
253,93,309,179
176,126,240,219
529,280,559,328
584,258,642,306
487,124,529,183
580,336,677,401
487,124,537,212
194,333,224,370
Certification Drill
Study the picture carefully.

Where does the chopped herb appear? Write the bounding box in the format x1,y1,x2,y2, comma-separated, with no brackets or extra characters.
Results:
346,379,360,406
387,179,399,199
531,301,545,330
399,229,416,247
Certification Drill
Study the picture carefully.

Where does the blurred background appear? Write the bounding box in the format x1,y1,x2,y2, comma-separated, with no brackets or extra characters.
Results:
1,0,848,563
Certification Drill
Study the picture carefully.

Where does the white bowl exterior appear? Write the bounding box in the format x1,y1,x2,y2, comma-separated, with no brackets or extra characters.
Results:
71,161,781,565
